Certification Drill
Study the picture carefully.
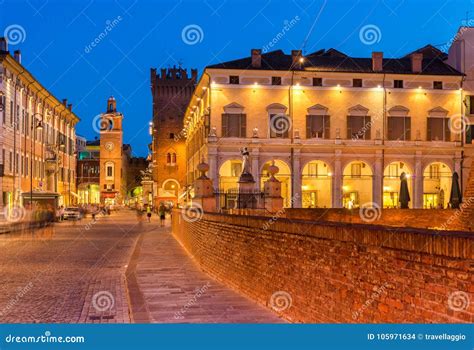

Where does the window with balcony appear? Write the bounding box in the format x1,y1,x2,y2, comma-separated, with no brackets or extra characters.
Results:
306,115,330,139
388,116,411,140
347,115,371,140
427,117,450,141
221,113,246,137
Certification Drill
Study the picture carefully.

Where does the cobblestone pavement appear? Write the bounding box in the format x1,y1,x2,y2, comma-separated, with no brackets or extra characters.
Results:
129,220,284,323
0,209,145,323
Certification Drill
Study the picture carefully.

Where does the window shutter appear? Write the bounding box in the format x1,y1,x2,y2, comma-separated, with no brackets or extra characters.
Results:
387,117,393,140
444,118,451,142
364,116,371,140
221,114,228,137
306,115,311,138
347,116,352,139
324,115,330,139
467,96,473,115
405,117,411,141
427,117,432,141
240,114,246,138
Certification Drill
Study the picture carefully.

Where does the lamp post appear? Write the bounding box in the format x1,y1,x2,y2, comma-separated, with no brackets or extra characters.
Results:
30,114,43,207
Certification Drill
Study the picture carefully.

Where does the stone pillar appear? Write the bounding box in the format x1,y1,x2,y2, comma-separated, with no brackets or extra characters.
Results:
251,148,260,189
263,161,283,212
333,151,342,208
192,160,216,212
141,180,153,206
373,151,383,208
207,149,218,190
292,149,302,208
414,152,423,209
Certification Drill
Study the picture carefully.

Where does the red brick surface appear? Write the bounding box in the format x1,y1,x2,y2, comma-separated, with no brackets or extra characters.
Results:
172,210,473,323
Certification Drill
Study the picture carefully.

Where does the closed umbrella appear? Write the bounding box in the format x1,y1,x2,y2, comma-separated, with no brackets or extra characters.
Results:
399,172,410,209
449,172,462,209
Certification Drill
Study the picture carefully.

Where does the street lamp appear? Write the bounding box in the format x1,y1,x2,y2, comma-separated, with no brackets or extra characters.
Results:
30,114,43,207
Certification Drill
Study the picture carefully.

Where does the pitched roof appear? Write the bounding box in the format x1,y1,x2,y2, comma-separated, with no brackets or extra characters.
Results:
207,48,462,76
402,44,447,60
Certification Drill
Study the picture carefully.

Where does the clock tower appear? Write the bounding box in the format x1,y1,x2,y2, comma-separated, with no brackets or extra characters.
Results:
100,96,125,205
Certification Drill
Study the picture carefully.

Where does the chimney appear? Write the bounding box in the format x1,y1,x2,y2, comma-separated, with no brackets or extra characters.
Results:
67,103,72,112
13,50,21,64
372,52,383,72
62,99,67,106
251,49,262,68
0,37,7,52
411,53,423,73
291,50,303,66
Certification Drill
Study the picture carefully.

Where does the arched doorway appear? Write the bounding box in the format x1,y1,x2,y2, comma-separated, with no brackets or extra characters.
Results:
423,162,452,209
383,162,413,208
260,160,291,207
342,161,373,208
218,159,242,192
301,160,332,208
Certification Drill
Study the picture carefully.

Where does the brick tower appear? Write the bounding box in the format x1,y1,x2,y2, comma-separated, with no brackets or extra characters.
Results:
100,96,125,205
150,66,197,207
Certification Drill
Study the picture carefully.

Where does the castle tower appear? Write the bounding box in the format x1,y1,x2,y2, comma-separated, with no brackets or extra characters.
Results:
150,66,197,207
100,96,125,205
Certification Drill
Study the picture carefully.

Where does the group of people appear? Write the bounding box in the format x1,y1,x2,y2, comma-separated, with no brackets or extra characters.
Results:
137,203,169,227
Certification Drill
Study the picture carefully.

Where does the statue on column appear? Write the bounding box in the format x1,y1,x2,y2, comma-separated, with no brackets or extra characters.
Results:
239,147,255,183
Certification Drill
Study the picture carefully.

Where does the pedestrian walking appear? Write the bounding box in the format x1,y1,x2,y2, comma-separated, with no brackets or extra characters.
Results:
146,205,152,223
158,204,166,227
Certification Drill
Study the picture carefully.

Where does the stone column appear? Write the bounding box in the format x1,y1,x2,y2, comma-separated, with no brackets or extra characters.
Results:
292,149,302,208
333,151,342,208
45,160,56,192
414,152,423,208
251,147,260,189
207,148,218,190
373,151,383,208
192,160,216,212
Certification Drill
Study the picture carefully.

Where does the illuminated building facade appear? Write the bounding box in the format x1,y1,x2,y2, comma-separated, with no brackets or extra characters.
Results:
184,43,471,209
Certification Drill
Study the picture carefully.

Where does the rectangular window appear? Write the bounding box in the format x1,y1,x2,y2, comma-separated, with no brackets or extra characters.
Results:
466,124,473,144
9,152,12,172
0,96,5,124
347,116,371,140
387,116,411,140
429,164,440,179
106,165,113,177
221,113,246,137
229,75,239,84
433,81,443,90
269,114,289,138
10,101,13,125
427,117,450,141
306,115,330,139
271,76,282,85
353,79,363,88
313,78,323,87
468,96,474,115
169,133,174,139
394,80,404,89
351,163,362,178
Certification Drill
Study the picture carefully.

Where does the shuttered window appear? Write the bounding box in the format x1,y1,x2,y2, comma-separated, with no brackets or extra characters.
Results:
427,118,450,141
221,113,246,138
388,116,411,140
468,96,474,115
306,115,330,139
347,116,371,140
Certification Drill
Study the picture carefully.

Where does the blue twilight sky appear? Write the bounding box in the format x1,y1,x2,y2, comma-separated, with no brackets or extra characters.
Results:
1,0,473,156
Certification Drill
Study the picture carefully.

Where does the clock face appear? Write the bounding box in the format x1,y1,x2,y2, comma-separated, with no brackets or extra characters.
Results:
105,142,114,151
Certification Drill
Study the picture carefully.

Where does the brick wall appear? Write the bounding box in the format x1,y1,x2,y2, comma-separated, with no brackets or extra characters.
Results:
283,208,456,229
172,210,473,323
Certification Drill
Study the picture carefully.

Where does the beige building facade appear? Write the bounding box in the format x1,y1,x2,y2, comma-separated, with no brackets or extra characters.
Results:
184,41,471,209
0,38,79,210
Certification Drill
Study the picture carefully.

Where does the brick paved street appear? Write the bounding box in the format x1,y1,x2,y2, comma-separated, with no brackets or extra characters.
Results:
0,209,282,323
0,209,142,323
128,219,284,323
